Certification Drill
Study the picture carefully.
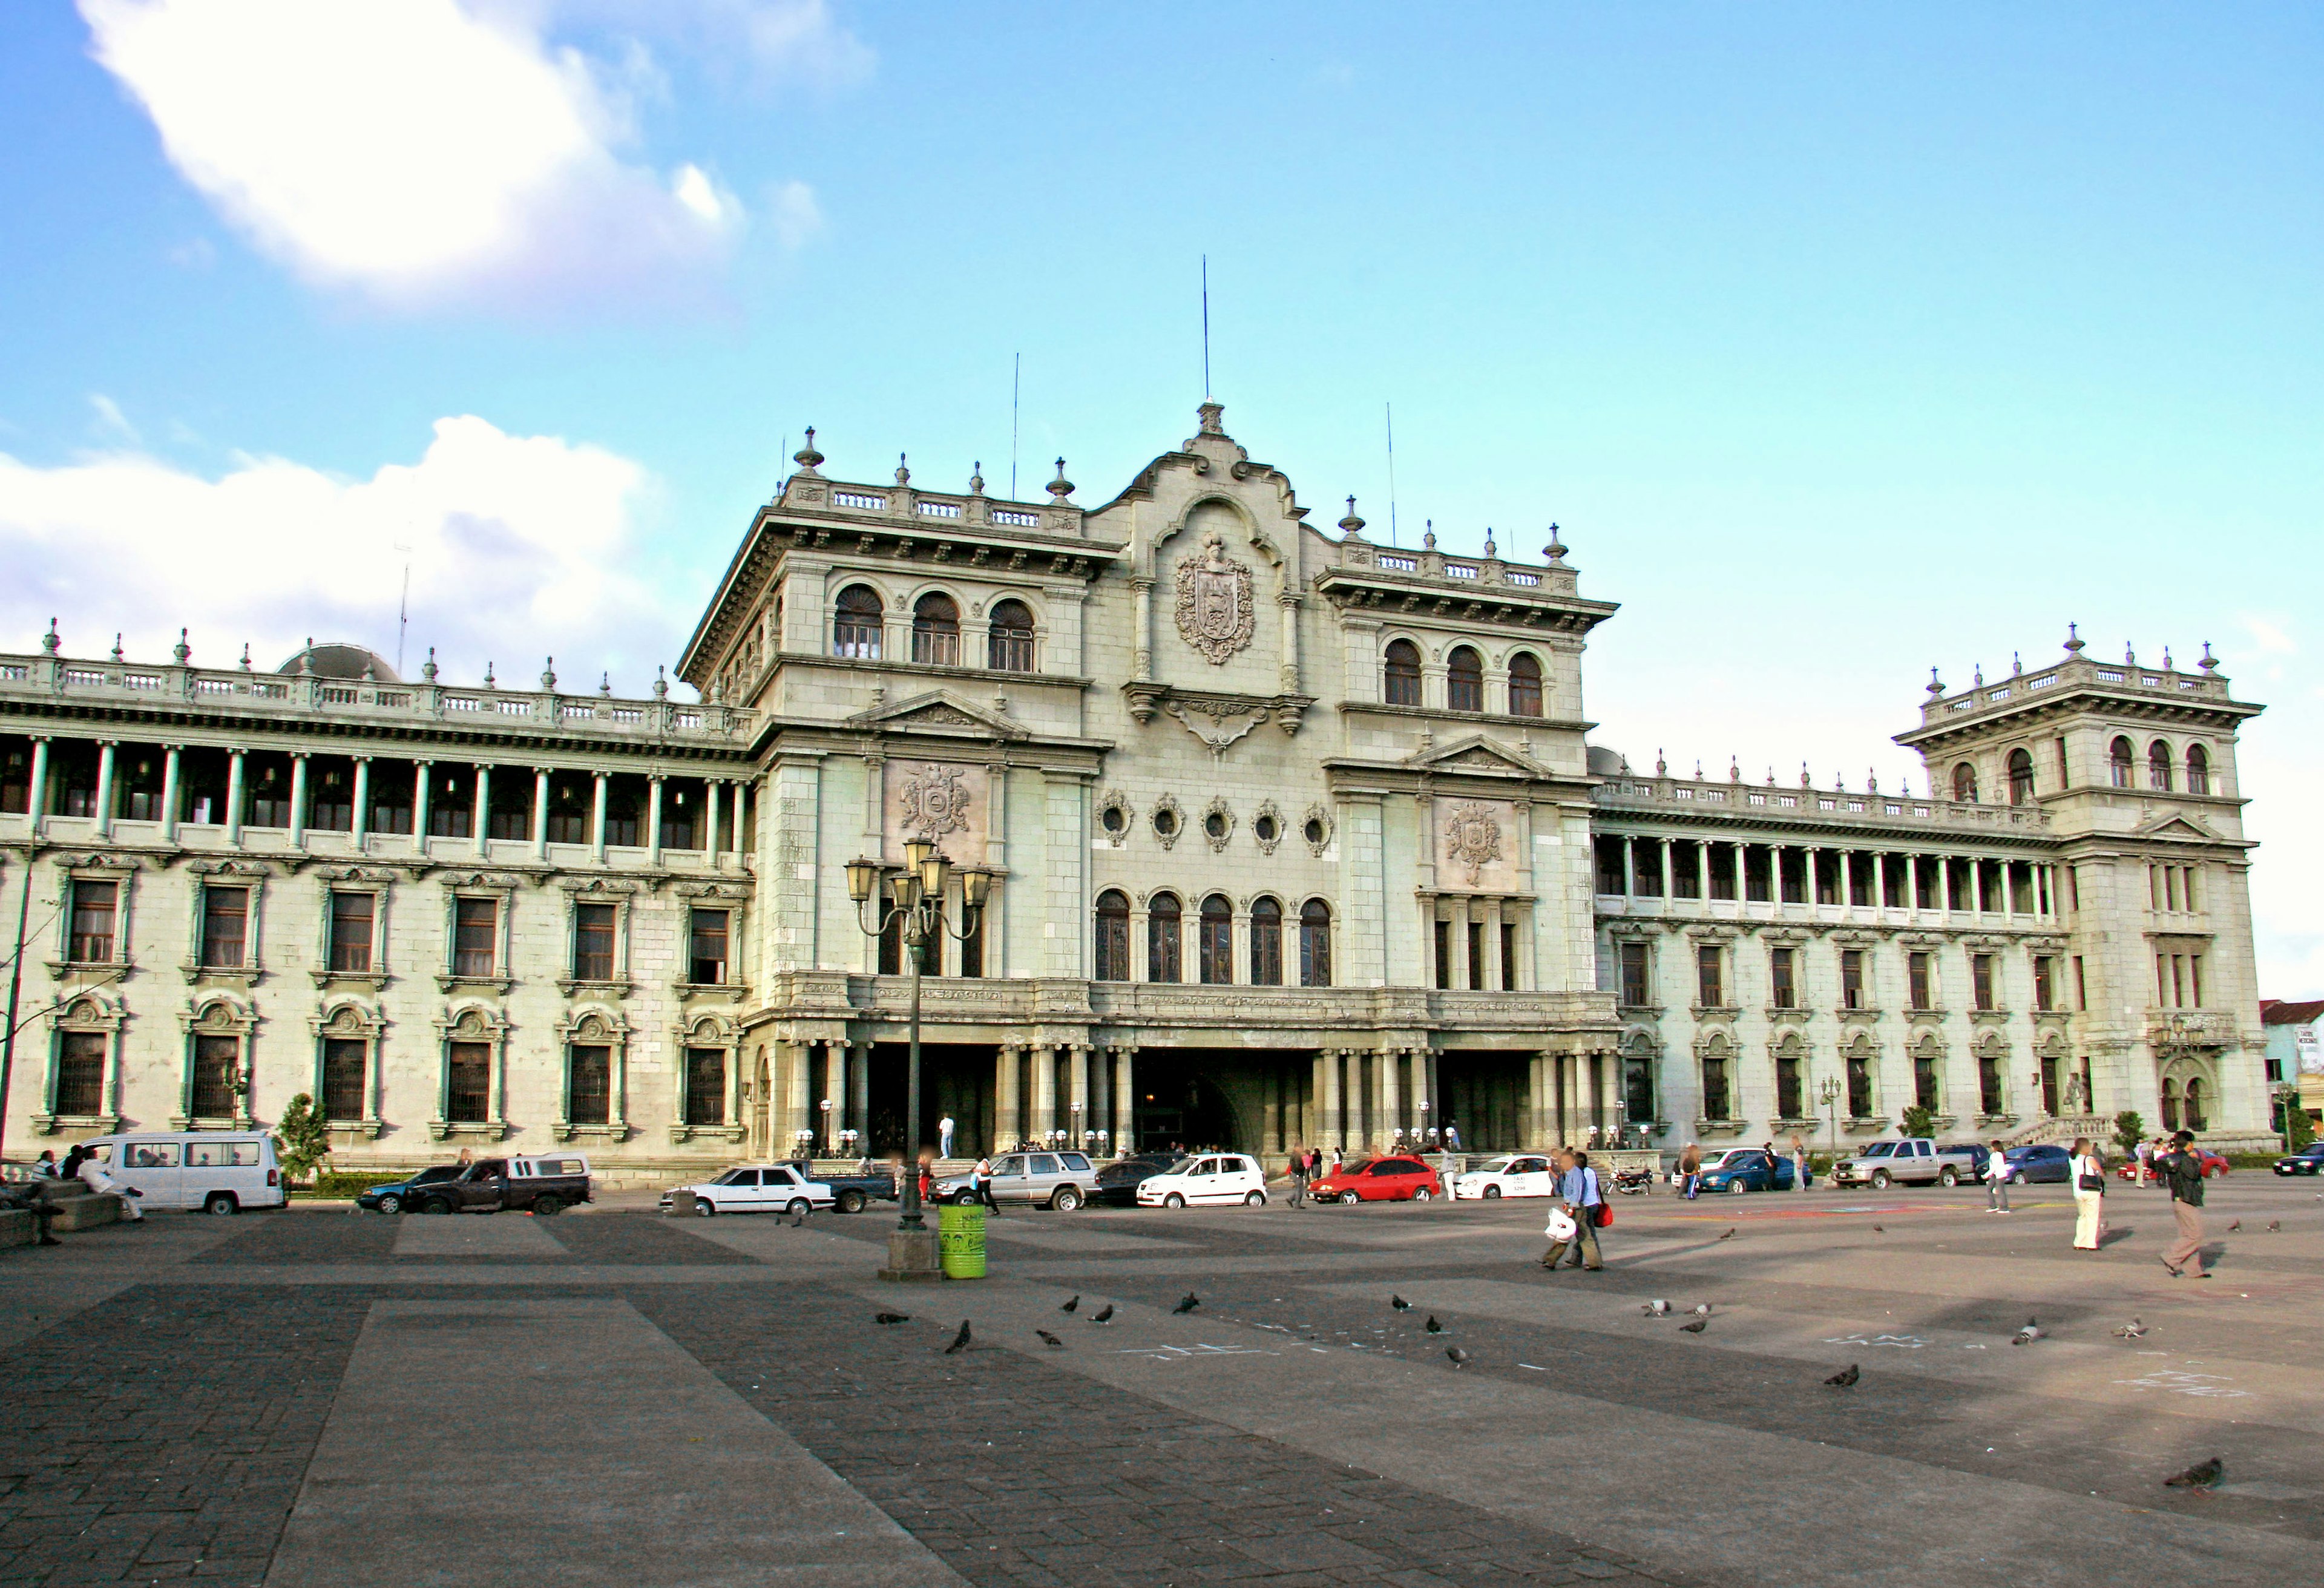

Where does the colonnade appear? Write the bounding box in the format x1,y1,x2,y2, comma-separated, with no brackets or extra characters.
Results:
1603,833,2061,921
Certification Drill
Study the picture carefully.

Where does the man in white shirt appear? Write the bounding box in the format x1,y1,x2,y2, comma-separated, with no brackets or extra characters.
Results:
78,1152,143,1221
938,1115,956,1160
1984,1140,2012,1213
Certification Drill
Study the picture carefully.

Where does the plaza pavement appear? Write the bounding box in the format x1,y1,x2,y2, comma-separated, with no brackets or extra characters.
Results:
1,1170,2319,1587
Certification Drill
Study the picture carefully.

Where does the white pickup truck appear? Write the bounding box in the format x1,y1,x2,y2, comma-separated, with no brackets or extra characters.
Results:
1829,1138,1980,1189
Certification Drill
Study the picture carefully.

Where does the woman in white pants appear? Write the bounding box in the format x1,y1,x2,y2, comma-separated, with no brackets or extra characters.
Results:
2069,1136,2106,1251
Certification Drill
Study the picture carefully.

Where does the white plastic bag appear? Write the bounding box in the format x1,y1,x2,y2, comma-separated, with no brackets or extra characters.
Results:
1545,1207,1578,1242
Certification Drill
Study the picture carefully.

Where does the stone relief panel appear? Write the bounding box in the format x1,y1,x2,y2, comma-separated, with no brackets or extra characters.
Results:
1173,531,1257,665
1436,797,1517,890
884,761,989,863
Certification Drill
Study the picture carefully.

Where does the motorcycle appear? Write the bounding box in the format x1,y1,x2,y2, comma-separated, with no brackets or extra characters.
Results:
1612,1166,1655,1196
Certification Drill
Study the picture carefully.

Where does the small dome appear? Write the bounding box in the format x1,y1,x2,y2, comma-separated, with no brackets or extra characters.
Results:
278,642,398,681
1585,746,1627,778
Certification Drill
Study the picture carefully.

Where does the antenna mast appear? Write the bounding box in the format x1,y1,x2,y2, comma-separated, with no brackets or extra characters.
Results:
1385,402,1398,548
1010,353,1020,500
394,540,412,674
1201,255,1212,398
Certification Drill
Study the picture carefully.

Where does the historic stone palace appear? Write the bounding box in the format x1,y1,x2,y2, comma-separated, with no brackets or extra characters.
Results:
0,406,2276,1174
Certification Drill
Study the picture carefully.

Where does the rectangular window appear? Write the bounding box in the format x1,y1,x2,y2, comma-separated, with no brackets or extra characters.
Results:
446,1041,490,1123
2164,867,2180,912
573,904,616,980
1198,909,1233,985
488,804,530,841
2032,956,2055,1012
453,897,497,978
2184,866,2201,913
547,807,587,844
191,1034,238,1117
55,1030,106,1115
684,1048,726,1127
2170,956,2185,1007
428,781,471,838
322,1038,366,1121
200,886,249,968
69,879,117,963
1095,908,1129,982
689,908,730,985
1847,856,1870,907
1434,920,1451,990
1840,949,1865,1009
2190,954,2203,1008
567,1046,611,1126
1148,912,1181,983
1697,945,1724,1007
1619,940,1649,1007
1882,856,1905,908
959,904,984,977
2073,955,2087,1011
1972,954,1995,1011
1908,952,1932,1011
1500,922,1518,991
878,910,902,975
1701,1054,1730,1120
1770,947,1797,1009
1467,922,1485,990
329,891,375,973
1709,846,1736,902
1913,1051,1939,1110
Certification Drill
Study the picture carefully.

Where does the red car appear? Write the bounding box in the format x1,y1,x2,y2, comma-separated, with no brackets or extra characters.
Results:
1309,1157,1443,1204
2116,1150,2230,1181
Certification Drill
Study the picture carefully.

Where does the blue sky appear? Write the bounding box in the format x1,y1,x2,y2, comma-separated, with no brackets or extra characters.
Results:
1,1,2317,992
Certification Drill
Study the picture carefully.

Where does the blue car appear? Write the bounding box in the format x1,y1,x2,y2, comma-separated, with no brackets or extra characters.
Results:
356,1164,463,1214
1998,1144,2073,1184
1695,1149,1797,1195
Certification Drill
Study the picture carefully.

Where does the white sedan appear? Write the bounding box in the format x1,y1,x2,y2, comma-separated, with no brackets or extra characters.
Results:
1136,1153,1269,1209
659,1163,834,1218
1452,1153,1557,1199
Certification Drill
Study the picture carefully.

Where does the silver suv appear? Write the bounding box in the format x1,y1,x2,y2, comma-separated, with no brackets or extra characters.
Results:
1830,1138,1967,1189
935,1150,1100,1210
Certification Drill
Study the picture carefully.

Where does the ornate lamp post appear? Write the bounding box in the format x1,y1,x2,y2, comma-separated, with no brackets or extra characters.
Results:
819,1097,834,1156
846,842,992,1282
1817,1076,1842,1164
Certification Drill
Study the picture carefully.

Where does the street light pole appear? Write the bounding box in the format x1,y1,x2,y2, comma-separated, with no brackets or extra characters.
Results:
0,867,33,1167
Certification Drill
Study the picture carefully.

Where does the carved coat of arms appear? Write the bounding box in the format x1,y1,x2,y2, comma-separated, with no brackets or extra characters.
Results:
899,764,972,842
1173,532,1256,665
1443,801,1503,885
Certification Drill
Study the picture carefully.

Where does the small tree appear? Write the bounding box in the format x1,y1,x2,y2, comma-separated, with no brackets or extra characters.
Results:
2282,1091,2317,1152
1899,1104,1937,1140
274,1092,332,1186
2112,1110,2146,1158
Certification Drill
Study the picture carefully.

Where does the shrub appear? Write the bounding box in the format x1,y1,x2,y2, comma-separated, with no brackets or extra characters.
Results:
1899,1104,1937,1140
273,1093,332,1184
2112,1111,2146,1157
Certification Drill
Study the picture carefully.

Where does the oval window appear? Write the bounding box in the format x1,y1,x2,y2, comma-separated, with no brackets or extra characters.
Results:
1154,808,1178,837
1253,815,1278,842
1302,818,1325,844
1204,812,1227,839
1101,805,1126,834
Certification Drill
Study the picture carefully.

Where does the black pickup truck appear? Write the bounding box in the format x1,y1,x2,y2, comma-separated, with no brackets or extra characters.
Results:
408,1154,592,1216
795,1160,902,1214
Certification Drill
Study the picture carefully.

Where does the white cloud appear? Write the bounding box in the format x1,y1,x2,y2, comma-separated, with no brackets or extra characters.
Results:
559,0,872,89
79,0,750,309
87,395,140,445
0,417,689,691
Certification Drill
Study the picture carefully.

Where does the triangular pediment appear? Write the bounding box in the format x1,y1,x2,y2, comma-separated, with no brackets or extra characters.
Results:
2130,811,2220,842
1405,735,1551,778
846,690,1029,741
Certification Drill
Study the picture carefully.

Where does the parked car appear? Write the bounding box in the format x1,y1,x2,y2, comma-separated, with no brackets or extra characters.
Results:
933,1150,1100,1210
1828,1138,1960,1189
1936,1142,1991,1180
768,1160,901,1213
410,1154,592,1215
1997,1144,2073,1184
2116,1149,2231,1181
1695,1149,1797,1195
358,1165,464,1214
1090,1157,1172,1207
658,1163,832,1217
1135,1153,1268,1208
1309,1156,1442,1204
1452,1154,1557,1199
2273,1144,2324,1176
76,1131,287,1215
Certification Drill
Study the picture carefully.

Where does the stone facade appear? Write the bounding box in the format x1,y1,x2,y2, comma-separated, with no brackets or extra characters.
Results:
0,407,2278,1173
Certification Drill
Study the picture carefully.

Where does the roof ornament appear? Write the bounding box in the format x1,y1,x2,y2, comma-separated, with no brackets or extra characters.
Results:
111,633,124,663
1655,749,1667,775
1695,759,1704,779
1197,400,1226,436
484,661,496,687
361,654,378,683
968,461,985,496
1972,663,1983,687
1047,457,1074,501
1728,756,1740,782
894,452,910,487
1483,530,1497,558
297,640,314,675
2064,623,2084,654
599,672,612,698
1834,770,1845,790
1867,769,1879,793
540,657,556,692
172,628,191,664
1766,766,1775,786
2198,641,2218,673
40,618,59,656
238,643,252,671
1926,667,1944,697
2162,647,2174,671
1338,495,1366,539
2125,643,2136,664
1422,519,1437,550
1543,523,1567,565
1800,762,1811,789
422,647,439,683
792,427,824,472
654,665,669,701
2012,651,2023,675
1900,777,1911,797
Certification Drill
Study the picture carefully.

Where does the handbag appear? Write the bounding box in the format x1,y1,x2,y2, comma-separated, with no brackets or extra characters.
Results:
1593,1201,1613,1229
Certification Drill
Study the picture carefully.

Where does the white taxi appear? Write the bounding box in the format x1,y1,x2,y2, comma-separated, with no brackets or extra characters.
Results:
1452,1153,1557,1199
1135,1153,1269,1209
658,1163,833,1217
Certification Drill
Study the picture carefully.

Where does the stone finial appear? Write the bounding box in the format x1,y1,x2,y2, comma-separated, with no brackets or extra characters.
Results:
1197,401,1226,436
1729,756,1740,782
1422,519,1437,551
297,640,313,675
2012,651,2023,675
654,664,669,700
1972,664,1983,687
41,618,59,655
1766,766,1775,786
111,633,124,663
1695,759,1703,779
1483,530,1497,558
2199,641,2218,672
895,452,910,487
2162,647,2174,671
2064,623,2084,654
1834,770,1844,791
172,628,191,664
1800,762,1811,789
1544,523,1567,565
968,461,985,496
1926,667,1944,697
238,643,252,671
1047,458,1074,501
1900,778,1912,797
2125,643,2136,664
599,671,612,698
1655,749,1667,775
1867,769,1879,793
422,647,439,683
361,654,378,683
540,658,556,691
792,427,824,471
484,660,496,687
1338,496,1366,538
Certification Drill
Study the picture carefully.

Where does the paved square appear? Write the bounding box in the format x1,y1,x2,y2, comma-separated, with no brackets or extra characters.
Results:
2,1174,2317,1587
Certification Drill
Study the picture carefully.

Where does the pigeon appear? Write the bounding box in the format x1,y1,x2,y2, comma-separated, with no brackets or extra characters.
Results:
789,1210,806,1228
1446,1347,1472,1368
1693,1303,1712,1318
2268,1219,2281,1232
1718,1227,1736,1241
2163,1457,2224,1490
1425,1315,1445,1334
1873,1225,1885,1234
875,1311,911,1326
2013,1318,2043,1346
1679,1318,1707,1334
2113,1319,2147,1339
2227,1220,2240,1232
1060,1295,1080,1313
1173,1292,1200,1314
1391,1294,1412,1311
944,1320,971,1355
1091,1304,1115,1325
1643,1300,1671,1317
1825,1364,1860,1388
1035,1329,1064,1348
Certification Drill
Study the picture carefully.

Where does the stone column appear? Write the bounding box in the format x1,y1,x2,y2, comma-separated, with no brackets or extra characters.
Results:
1130,577,1155,680
591,770,609,864
1840,850,1855,911
783,1040,811,1155
994,1045,1022,1150
532,768,550,859
1873,852,1887,914
92,741,116,838
1069,1043,1092,1153
160,745,181,842
646,775,665,867
350,756,370,845
1031,1043,1058,1146
1531,1053,1550,1146
226,747,247,846
822,1042,847,1153
471,764,490,857
1452,897,1473,989
1380,1046,1402,1147
1321,1049,1343,1152
1696,841,1712,902
24,736,48,835
1262,1066,1283,1157
1662,836,1676,905
849,1040,872,1147
1114,1047,1136,1155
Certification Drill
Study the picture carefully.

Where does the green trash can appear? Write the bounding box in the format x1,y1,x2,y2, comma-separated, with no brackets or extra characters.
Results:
938,1202,986,1280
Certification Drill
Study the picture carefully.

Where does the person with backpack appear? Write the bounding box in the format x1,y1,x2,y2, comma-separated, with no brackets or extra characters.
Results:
1539,1149,1604,1270
2158,1129,2213,1278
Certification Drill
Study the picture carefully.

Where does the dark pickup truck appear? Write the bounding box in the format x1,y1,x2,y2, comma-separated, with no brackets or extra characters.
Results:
408,1154,592,1216
795,1160,902,1214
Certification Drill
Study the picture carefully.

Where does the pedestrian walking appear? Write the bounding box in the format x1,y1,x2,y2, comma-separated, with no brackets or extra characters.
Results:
2134,1137,2153,1186
2069,1136,2106,1251
971,1155,1000,1215
1984,1139,2012,1212
1790,1135,1810,1192
1540,1150,1604,1270
2158,1129,2212,1278
1287,1147,1309,1208
938,1115,956,1160
1678,1141,1702,1199
1330,1144,1344,1172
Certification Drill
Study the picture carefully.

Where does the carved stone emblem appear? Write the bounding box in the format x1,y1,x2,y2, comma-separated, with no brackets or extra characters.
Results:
1173,531,1256,665
1443,801,1503,885
899,764,972,842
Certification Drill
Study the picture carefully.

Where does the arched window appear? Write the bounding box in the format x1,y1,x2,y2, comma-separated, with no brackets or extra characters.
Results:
1147,893,1181,984
1298,899,1332,987
1775,1046,1802,1119
1507,652,1543,717
988,599,1036,672
1093,891,1130,982
1701,1039,1731,1120
1912,1045,1940,1111
911,592,960,666
1447,646,1483,712
2006,748,2035,805
2184,1076,2207,1132
2159,1077,2181,1132
2147,740,2174,792
1977,1050,2003,1116
833,585,883,659
2185,743,2210,796
2109,737,2135,788
1952,762,1978,802
1249,897,1283,986
1384,639,1422,707
1844,1043,1873,1117
1197,894,1233,985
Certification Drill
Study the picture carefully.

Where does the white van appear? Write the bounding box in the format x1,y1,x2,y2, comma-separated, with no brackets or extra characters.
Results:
79,1132,287,1215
